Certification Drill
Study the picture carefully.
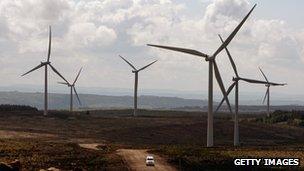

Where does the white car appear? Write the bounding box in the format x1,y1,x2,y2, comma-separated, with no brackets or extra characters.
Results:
146,155,155,166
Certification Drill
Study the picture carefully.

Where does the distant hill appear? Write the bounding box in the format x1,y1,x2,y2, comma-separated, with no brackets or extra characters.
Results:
208,105,304,114
0,91,208,110
1,91,304,112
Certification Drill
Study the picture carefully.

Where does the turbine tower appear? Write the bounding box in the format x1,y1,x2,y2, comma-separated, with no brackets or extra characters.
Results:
259,67,286,117
58,68,82,111
119,55,157,117
216,34,270,146
147,4,257,147
22,26,68,116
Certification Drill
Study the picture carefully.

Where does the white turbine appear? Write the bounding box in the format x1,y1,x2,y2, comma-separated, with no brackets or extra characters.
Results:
119,55,157,117
21,26,68,116
259,67,286,117
216,34,271,146
147,4,257,147
58,68,82,112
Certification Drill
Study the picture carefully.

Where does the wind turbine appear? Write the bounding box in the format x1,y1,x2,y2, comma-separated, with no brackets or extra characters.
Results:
147,4,257,147
58,68,82,111
22,26,68,116
215,34,271,146
259,67,286,117
119,55,157,117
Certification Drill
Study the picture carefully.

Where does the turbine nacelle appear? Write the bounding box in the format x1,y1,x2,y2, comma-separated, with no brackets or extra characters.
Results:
41,61,50,65
232,77,240,82
205,56,213,62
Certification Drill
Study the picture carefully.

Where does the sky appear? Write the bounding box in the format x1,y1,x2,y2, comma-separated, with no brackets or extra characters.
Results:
0,0,303,101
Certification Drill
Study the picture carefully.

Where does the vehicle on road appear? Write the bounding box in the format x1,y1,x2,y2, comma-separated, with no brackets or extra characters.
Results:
146,155,155,166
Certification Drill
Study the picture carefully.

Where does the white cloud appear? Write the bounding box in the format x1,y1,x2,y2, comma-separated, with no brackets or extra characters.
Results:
0,0,303,97
65,22,117,48
295,29,304,63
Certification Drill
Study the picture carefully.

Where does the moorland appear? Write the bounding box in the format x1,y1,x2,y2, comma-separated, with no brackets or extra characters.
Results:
0,106,303,170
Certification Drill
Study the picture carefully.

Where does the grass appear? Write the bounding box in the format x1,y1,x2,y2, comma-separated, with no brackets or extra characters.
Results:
152,145,233,170
0,109,303,170
256,110,304,127
153,145,304,170
0,139,126,170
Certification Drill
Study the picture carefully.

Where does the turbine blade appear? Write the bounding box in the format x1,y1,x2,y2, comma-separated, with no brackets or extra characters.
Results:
218,34,238,77
119,55,137,70
147,44,208,58
58,82,69,85
213,61,232,114
47,26,52,62
241,77,284,86
21,63,45,76
212,4,257,58
262,88,269,104
272,83,287,86
49,64,69,83
73,67,82,85
73,86,81,105
138,60,157,72
258,67,269,82
215,82,236,113
239,77,269,84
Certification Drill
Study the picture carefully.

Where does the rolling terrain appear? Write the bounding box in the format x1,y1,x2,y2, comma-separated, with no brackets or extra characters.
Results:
0,91,206,110
0,109,303,170
2,91,304,113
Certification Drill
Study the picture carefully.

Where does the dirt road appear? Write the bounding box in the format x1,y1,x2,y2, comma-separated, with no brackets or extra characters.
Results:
117,149,177,171
78,143,101,150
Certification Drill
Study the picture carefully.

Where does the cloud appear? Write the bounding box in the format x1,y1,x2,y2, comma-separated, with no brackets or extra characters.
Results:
65,22,117,48
0,0,70,36
295,29,304,63
0,0,303,96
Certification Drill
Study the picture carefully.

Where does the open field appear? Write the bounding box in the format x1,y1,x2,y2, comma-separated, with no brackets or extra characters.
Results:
0,109,303,170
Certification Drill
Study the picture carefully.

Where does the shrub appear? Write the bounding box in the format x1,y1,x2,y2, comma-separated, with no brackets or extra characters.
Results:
0,104,38,111
256,110,304,127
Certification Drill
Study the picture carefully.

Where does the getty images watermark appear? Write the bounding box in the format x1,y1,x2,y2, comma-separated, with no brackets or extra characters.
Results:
234,158,300,167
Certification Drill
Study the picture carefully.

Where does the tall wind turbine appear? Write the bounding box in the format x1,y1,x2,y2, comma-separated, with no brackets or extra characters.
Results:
58,68,82,111
119,55,157,117
216,34,271,146
259,67,286,117
22,26,68,116
147,4,257,147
